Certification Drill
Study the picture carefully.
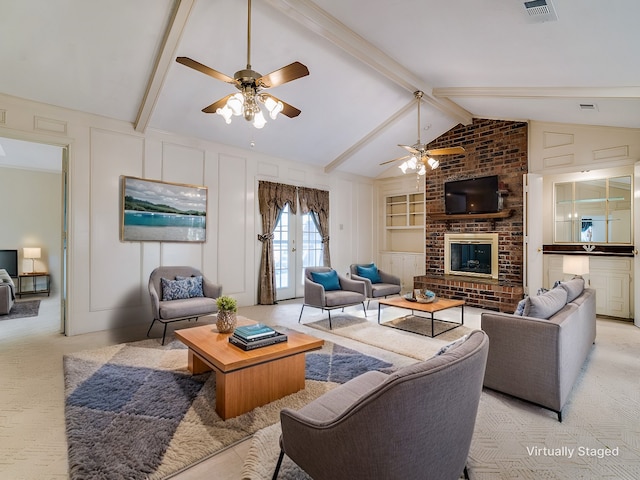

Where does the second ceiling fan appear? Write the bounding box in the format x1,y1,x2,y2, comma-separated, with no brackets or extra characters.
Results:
176,0,309,128
381,91,465,174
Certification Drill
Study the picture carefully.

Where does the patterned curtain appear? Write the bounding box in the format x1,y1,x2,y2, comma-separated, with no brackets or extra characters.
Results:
257,181,297,304
299,187,331,267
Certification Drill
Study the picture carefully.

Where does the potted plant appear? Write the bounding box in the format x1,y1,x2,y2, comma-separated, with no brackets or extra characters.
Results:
216,295,238,333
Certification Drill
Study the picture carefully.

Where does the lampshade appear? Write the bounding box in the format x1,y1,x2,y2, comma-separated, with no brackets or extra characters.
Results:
562,255,589,276
24,247,41,273
23,247,41,260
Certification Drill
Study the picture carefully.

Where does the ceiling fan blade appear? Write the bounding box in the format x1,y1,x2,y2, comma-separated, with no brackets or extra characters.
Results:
425,146,466,155
380,154,410,166
257,62,309,89
398,144,420,155
176,57,237,85
202,94,234,114
263,93,302,118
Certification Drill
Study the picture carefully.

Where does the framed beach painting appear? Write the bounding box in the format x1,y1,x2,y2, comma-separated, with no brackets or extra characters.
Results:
121,176,207,242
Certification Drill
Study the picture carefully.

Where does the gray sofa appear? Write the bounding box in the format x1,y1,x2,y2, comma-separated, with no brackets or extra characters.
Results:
275,330,489,480
0,269,16,315
481,277,596,421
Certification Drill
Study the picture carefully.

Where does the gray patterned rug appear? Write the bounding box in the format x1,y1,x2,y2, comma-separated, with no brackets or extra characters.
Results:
243,318,640,479
63,338,394,480
0,300,40,320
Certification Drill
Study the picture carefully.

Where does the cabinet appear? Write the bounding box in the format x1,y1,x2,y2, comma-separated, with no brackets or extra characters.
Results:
544,255,631,318
18,273,50,297
379,252,424,293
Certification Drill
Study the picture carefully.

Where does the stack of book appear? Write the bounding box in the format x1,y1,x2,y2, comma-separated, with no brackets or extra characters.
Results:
229,323,287,351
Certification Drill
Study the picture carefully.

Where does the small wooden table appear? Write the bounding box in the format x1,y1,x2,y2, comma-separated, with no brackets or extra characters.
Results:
377,297,465,337
174,318,324,420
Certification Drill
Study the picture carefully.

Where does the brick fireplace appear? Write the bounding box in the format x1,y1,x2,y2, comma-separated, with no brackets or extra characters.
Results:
413,119,527,313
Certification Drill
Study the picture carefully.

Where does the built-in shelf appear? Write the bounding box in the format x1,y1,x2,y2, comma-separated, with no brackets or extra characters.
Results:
385,193,425,228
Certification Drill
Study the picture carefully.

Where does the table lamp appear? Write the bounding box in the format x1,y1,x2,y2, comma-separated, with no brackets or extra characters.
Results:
23,247,41,273
562,255,589,283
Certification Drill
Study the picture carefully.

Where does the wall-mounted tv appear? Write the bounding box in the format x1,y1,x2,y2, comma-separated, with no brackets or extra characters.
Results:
444,175,499,214
0,249,18,277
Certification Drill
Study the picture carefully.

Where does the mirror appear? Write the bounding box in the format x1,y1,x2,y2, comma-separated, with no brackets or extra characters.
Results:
554,176,632,244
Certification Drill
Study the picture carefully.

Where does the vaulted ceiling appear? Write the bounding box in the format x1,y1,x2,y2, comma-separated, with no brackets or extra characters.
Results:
1,0,639,178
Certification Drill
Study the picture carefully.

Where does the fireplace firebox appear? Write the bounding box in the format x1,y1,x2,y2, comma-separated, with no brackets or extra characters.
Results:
444,233,499,279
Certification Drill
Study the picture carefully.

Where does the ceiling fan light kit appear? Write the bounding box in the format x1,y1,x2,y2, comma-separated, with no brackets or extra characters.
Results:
382,91,465,176
176,0,308,129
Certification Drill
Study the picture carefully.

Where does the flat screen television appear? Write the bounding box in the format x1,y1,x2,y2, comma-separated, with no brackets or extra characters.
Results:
0,249,18,277
444,175,499,214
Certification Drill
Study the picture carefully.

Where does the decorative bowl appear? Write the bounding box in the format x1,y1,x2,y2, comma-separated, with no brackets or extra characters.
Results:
414,289,436,304
403,293,417,302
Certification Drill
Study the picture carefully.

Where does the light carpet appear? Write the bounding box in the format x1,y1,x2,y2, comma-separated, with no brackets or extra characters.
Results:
1,299,40,320
243,318,640,480
303,312,473,360
63,338,394,480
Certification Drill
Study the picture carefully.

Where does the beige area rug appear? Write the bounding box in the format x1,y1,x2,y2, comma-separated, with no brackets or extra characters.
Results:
243,318,640,480
303,313,473,360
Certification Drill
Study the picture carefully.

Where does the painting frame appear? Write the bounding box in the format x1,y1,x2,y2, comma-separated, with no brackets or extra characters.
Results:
121,176,208,243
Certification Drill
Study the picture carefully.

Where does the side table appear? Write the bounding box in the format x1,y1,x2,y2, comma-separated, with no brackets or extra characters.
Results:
18,273,51,297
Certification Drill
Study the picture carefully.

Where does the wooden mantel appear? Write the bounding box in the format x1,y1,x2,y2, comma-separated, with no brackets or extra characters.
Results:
429,210,513,229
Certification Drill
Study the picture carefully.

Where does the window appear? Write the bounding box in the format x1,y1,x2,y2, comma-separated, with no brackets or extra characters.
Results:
273,204,290,289
302,212,323,268
554,175,632,244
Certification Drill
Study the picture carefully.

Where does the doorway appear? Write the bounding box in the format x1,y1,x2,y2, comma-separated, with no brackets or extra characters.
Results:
0,135,68,335
274,203,324,301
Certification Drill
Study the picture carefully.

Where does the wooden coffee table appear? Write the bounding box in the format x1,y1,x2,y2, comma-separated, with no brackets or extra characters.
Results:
377,297,465,337
175,318,324,420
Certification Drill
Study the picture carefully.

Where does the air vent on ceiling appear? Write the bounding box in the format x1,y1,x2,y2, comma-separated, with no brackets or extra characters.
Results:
523,0,558,23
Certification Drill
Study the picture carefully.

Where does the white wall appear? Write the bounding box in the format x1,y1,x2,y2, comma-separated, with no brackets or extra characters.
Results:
0,93,374,335
0,166,62,293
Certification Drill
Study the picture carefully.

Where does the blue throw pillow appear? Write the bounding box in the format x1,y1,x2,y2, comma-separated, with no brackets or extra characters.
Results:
311,270,342,291
176,275,204,298
161,277,191,301
357,264,381,283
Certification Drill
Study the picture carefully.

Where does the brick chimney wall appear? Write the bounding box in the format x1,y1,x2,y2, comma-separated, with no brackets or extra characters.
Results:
413,118,528,312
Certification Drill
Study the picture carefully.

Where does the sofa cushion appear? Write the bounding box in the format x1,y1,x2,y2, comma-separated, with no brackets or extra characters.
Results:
176,275,204,298
159,296,217,319
371,283,401,298
311,270,342,291
325,290,364,307
523,287,568,319
356,264,382,284
559,277,584,303
161,277,192,301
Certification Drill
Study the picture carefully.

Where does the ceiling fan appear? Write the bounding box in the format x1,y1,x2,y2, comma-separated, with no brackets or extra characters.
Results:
176,0,309,128
380,91,465,174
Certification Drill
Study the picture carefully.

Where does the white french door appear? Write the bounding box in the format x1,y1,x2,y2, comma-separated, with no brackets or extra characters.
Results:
274,203,324,301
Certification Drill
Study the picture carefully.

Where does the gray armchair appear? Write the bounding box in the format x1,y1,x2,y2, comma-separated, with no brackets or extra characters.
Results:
147,266,222,345
298,266,366,329
274,330,489,480
350,263,401,308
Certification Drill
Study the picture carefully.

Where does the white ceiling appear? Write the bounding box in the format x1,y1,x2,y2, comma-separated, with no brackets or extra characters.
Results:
1,0,639,178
